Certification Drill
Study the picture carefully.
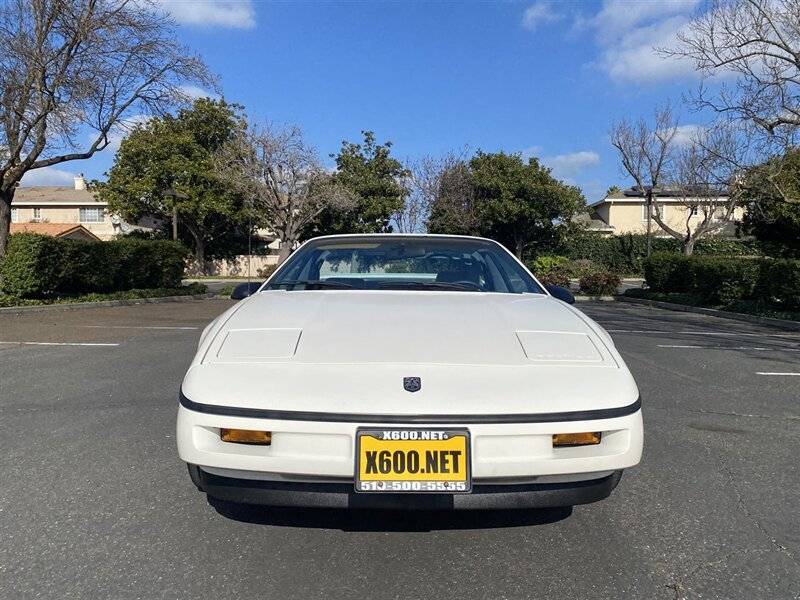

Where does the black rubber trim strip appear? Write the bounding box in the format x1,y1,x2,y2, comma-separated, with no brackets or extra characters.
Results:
179,389,641,424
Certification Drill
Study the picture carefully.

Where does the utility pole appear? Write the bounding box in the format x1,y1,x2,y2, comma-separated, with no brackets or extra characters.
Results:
646,189,652,257
163,188,187,241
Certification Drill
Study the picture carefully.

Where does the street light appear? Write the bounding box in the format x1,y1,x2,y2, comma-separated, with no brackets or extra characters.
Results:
162,188,188,240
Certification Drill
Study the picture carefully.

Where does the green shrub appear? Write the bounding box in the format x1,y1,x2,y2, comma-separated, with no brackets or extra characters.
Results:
642,254,800,309
688,256,760,304
113,238,188,288
557,233,762,275
0,233,189,298
527,255,570,287
0,233,62,297
758,258,800,310
579,271,621,296
643,253,692,292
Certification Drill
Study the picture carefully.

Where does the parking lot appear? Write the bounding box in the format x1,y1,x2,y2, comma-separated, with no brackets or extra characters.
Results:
0,299,798,599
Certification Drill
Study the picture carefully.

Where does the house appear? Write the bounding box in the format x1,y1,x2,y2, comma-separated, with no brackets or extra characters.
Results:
582,187,746,237
10,222,101,241
11,175,122,240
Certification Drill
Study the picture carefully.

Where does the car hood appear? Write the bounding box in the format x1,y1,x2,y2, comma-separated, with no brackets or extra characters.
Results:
183,291,639,416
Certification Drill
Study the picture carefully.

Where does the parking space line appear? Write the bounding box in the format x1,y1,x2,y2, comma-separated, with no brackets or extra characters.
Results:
756,372,800,376
78,325,199,330
0,341,120,347
608,329,799,339
656,344,799,351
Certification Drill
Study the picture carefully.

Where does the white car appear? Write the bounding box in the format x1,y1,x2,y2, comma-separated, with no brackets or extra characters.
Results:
177,234,643,509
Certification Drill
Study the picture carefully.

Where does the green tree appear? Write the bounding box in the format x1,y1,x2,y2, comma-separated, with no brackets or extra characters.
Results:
429,152,586,259
97,99,249,268
310,131,408,235
742,149,800,257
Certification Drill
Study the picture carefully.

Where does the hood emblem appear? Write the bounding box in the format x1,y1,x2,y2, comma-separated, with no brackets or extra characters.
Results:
403,377,421,393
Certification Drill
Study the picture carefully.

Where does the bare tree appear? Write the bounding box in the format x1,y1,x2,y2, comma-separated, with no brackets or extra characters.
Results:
217,123,355,264
663,126,747,255
0,0,213,256
393,149,468,233
663,0,800,200
610,104,679,256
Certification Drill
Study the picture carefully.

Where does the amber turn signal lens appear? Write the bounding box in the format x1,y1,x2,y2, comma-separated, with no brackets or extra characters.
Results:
552,432,601,447
220,428,272,445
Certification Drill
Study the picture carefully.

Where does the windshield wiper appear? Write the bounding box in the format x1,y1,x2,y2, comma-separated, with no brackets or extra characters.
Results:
375,281,481,291
268,279,354,290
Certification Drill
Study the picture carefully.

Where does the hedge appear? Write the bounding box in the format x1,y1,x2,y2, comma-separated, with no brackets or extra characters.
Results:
642,253,800,309
0,234,189,298
555,233,762,275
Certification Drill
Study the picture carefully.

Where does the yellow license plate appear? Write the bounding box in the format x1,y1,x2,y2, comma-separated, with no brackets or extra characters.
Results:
355,428,471,493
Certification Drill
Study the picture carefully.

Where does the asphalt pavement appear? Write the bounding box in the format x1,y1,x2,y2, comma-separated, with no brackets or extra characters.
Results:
0,298,798,599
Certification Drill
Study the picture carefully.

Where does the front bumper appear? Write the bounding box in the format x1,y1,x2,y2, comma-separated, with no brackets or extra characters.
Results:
189,464,624,509
177,396,643,482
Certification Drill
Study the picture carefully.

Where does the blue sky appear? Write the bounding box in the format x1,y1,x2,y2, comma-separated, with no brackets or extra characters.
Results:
24,0,708,203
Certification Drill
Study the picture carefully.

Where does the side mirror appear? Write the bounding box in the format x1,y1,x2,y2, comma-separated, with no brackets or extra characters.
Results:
231,282,262,300
545,284,575,305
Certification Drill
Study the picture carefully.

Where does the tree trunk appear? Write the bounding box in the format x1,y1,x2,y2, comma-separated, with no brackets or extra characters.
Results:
184,222,206,274
682,237,695,256
277,241,293,264
514,238,524,260
0,187,15,258
645,191,653,257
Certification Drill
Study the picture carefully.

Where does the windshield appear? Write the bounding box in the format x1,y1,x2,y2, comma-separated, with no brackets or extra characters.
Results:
264,237,545,294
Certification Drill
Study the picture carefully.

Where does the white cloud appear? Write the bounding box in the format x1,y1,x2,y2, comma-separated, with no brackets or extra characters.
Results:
522,2,562,31
544,150,600,179
672,124,705,147
156,0,256,29
20,166,78,186
179,84,218,100
580,0,699,83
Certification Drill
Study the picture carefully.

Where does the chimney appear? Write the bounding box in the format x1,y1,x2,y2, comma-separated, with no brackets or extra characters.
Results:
74,174,86,190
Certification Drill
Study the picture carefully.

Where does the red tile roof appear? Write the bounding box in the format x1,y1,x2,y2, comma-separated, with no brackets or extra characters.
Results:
10,222,101,241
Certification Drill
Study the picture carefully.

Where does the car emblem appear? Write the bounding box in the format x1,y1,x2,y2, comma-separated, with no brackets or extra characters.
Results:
403,377,421,393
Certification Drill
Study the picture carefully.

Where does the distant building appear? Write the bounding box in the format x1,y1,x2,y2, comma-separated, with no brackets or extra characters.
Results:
580,187,745,237
10,175,148,241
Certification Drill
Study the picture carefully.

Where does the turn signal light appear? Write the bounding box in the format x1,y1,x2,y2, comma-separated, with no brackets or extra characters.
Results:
552,432,601,447
220,428,272,445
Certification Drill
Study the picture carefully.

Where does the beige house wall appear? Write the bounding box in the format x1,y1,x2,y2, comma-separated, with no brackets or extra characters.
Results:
606,202,745,236
12,205,117,240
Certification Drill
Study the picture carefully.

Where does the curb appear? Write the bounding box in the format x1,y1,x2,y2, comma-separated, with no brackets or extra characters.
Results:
0,293,220,315
617,296,800,332
574,295,616,302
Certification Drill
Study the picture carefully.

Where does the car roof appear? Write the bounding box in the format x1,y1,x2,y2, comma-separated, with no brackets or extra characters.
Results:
306,233,499,244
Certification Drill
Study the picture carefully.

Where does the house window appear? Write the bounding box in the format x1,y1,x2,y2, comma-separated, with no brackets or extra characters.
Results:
79,207,104,223
689,206,698,216
32,207,41,220
10,208,18,223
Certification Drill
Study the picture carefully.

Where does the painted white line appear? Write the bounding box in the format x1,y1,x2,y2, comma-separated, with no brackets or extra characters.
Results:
756,372,800,376
79,325,199,330
656,344,784,351
608,329,799,339
0,341,120,347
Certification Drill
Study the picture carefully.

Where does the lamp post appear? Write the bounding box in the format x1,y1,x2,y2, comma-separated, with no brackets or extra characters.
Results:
162,188,188,241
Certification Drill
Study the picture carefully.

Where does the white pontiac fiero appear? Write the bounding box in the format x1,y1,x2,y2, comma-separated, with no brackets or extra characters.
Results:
177,234,643,509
